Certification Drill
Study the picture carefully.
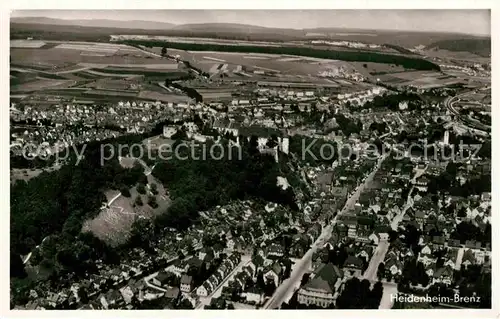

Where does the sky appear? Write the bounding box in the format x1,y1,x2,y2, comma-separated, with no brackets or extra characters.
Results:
11,10,491,36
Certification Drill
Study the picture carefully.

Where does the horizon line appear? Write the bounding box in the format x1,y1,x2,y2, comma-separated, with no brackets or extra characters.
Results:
10,16,491,37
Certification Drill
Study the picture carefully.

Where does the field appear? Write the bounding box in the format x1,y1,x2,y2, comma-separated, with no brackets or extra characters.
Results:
124,39,440,71
375,70,464,89
350,61,407,78
10,168,44,183
422,49,491,64
10,40,191,102
161,47,366,89
11,43,178,71
10,165,62,184
138,90,191,103
11,39,46,48
11,78,76,92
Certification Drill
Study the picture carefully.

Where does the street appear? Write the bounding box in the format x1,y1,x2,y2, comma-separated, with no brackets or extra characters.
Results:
263,154,388,309
362,240,390,281
390,186,414,231
444,93,490,132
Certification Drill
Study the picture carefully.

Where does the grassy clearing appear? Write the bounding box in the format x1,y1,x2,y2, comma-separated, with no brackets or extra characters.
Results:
10,165,62,184
82,161,170,247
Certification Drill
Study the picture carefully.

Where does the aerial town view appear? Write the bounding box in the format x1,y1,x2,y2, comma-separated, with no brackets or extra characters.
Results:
9,9,492,311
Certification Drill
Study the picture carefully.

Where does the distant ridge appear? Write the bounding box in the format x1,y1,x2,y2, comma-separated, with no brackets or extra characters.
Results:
10,17,490,48
11,17,491,38
10,17,176,30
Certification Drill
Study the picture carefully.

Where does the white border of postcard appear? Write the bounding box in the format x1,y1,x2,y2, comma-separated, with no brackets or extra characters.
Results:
1,0,498,318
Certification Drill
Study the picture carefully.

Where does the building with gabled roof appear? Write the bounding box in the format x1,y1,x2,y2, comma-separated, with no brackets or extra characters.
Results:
297,263,344,308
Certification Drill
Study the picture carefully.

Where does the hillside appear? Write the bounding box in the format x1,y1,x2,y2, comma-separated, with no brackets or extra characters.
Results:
426,38,491,57
11,17,176,30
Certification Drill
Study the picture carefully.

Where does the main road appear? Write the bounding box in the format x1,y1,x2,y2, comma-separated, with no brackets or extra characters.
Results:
263,154,388,309
444,93,490,132
362,240,390,281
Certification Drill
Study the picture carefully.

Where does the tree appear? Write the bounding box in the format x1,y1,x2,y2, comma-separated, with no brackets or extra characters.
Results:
377,262,385,280
257,271,266,290
300,273,310,286
78,287,89,304
129,218,155,249
135,196,143,206
266,134,279,148
150,183,158,195
264,280,277,296
10,252,27,279
137,184,146,194
148,195,158,209
368,281,384,308
120,187,131,198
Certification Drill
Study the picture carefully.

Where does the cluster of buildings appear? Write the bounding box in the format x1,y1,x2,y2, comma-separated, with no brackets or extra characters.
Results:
9,100,198,157
311,40,381,50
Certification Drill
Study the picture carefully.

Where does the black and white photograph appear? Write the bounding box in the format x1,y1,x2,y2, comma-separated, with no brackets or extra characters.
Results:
5,3,496,314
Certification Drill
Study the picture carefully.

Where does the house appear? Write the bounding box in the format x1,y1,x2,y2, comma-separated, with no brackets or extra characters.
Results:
474,249,486,264
206,275,219,291
356,245,374,263
165,287,180,301
307,223,323,243
249,254,265,274
196,282,212,297
227,252,242,268
323,233,339,250
443,255,456,271
384,254,403,281
171,259,190,275
415,210,426,225
424,262,437,278
267,243,285,259
264,263,282,287
180,275,194,293
199,247,215,261
119,286,135,305
245,286,264,304
163,126,178,138
465,240,482,250
152,271,172,287
105,289,123,308
448,239,461,248
212,243,224,258
234,271,251,289
297,263,344,308
243,265,255,278
415,176,429,191
433,266,454,285
343,220,358,239
432,236,446,250
221,286,236,301
227,238,235,251
418,248,437,268
461,249,476,268
343,255,364,278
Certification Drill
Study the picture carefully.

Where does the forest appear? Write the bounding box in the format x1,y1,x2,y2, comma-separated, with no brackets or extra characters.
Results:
151,136,298,231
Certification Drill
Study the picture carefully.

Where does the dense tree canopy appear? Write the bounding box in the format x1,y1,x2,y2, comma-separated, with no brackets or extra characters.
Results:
122,40,441,71
152,137,298,231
